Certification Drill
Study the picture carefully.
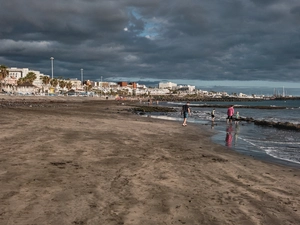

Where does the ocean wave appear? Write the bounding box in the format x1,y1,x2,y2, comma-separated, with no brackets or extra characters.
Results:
244,139,300,145
263,147,300,164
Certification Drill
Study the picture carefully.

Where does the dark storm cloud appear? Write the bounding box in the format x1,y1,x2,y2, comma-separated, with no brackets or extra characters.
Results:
250,0,280,6
1,0,300,82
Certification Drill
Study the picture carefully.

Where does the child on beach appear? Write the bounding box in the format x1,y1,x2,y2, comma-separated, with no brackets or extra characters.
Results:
211,109,215,121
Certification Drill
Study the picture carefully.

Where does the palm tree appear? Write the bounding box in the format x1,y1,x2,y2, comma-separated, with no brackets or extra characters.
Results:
66,81,73,90
50,78,59,88
41,76,51,85
59,80,67,89
17,77,26,85
40,76,51,94
0,65,9,80
17,72,37,86
86,84,92,92
25,72,37,84
0,65,9,91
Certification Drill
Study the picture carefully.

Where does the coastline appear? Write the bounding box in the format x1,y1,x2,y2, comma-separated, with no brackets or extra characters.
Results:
153,95,300,102
0,96,299,224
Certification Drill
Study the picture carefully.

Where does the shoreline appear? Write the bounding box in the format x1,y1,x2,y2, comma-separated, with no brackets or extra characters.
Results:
0,96,300,224
153,95,300,102
142,113,300,168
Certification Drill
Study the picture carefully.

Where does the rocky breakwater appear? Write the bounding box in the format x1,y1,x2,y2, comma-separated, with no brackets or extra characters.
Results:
186,104,286,110
0,98,68,108
154,96,265,102
130,105,177,115
237,117,300,131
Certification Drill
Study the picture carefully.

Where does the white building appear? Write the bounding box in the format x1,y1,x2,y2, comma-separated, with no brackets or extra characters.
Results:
137,84,147,89
176,85,196,92
69,78,82,90
158,82,177,89
238,93,250,98
148,88,170,95
6,67,49,87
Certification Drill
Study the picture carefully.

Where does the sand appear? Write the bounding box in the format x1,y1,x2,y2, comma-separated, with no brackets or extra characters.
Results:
0,96,299,225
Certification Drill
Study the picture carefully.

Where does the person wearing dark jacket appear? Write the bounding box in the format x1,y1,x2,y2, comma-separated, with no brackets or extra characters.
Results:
181,102,191,126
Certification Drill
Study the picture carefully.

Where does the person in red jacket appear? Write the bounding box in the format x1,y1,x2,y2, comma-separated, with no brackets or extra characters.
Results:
227,105,234,123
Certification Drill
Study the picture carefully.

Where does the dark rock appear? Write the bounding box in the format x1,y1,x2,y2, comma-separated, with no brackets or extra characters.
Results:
253,120,300,131
131,106,176,113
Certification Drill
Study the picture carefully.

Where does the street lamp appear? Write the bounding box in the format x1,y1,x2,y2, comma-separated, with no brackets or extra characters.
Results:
81,68,83,85
100,76,103,97
50,57,54,79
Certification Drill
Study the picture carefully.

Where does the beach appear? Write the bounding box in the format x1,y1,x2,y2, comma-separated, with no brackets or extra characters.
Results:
0,96,299,225
153,100,300,165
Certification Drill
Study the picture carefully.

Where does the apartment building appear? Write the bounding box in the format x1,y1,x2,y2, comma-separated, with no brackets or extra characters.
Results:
6,67,49,87
158,82,177,89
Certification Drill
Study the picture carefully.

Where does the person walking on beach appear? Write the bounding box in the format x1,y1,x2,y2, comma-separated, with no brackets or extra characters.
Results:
181,102,191,126
227,105,234,123
211,109,215,121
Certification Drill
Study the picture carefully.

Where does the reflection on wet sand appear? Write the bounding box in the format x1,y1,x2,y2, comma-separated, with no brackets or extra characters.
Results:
225,123,240,147
225,124,233,147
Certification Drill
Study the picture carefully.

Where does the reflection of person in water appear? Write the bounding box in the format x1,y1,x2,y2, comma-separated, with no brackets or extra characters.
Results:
211,121,215,129
234,122,240,146
235,111,240,124
225,124,233,147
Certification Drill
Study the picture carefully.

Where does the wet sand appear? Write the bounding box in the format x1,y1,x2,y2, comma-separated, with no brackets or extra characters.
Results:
0,96,299,225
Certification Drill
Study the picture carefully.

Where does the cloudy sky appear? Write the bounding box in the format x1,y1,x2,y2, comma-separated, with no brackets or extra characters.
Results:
1,0,300,84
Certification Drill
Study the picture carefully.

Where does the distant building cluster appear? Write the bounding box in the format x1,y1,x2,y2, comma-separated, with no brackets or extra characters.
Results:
1,67,198,97
1,66,277,99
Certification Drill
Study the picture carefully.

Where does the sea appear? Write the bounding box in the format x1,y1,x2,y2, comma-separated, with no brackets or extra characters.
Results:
147,99,300,167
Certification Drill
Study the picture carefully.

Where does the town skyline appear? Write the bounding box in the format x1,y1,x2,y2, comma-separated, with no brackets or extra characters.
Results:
3,65,300,97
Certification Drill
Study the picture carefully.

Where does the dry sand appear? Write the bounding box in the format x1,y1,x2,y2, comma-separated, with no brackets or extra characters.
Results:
0,96,299,225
